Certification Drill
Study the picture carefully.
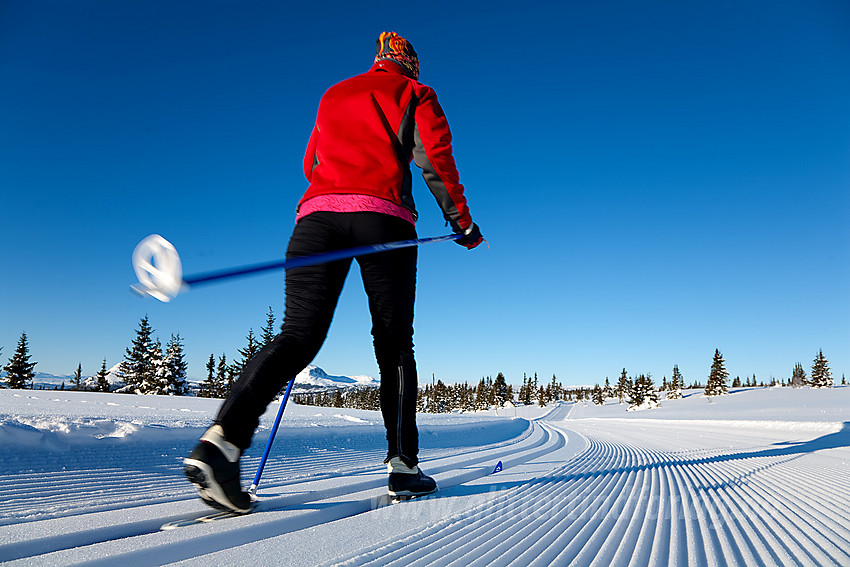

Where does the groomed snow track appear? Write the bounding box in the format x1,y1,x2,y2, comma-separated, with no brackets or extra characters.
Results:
331,412,850,567
2,404,849,566
0,411,558,565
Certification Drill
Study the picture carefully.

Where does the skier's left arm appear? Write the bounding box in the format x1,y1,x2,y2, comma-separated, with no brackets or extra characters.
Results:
411,86,475,236
303,124,320,183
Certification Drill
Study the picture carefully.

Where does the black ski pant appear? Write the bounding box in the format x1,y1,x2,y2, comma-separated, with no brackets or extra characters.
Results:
216,211,421,467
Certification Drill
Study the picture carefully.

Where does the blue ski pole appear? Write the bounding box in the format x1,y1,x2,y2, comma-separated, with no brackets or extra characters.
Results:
132,233,463,302
248,376,296,495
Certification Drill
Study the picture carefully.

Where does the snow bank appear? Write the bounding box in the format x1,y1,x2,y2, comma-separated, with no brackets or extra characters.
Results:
568,386,850,427
0,390,528,452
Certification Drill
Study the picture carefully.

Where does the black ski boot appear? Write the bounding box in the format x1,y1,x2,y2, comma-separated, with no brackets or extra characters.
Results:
184,425,253,514
386,456,437,500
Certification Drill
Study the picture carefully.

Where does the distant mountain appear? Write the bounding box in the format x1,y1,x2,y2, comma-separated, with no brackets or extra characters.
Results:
16,364,377,394
17,365,127,391
81,363,126,391
291,365,380,393
31,371,76,389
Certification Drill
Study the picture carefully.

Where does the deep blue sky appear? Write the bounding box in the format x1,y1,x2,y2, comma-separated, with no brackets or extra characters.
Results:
2,0,848,387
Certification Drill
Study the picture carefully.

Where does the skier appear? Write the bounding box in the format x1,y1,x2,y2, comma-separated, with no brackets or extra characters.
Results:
185,31,483,513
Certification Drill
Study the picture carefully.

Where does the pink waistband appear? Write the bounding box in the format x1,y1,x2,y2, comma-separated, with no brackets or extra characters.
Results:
296,194,416,225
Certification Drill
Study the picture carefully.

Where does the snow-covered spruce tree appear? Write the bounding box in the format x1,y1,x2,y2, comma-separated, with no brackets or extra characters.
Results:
705,349,729,397
450,382,463,411
147,337,171,395
603,377,614,399
628,374,659,410
462,382,477,412
811,349,832,389
436,379,451,412
627,376,644,407
4,332,36,389
667,365,683,400
163,334,189,395
473,378,488,410
94,359,111,392
791,362,807,388
484,376,496,407
493,372,509,406
549,374,560,401
617,368,630,404
592,384,604,405
117,315,163,394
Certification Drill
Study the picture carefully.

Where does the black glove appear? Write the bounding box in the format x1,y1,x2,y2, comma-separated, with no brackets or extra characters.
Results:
455,223,483,250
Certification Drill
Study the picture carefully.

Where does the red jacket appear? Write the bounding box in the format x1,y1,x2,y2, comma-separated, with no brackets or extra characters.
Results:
300,61,472,232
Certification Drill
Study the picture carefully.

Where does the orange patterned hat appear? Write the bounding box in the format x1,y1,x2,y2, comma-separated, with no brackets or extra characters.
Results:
375,31,419,80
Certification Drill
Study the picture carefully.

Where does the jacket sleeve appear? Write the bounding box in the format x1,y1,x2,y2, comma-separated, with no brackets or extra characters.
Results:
411,86,473,233
303,124,319,183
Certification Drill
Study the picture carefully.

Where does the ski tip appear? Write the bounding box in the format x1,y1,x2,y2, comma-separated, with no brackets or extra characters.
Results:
493,460,503,474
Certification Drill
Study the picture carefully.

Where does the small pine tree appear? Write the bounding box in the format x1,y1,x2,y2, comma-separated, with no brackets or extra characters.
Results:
232,329,261,378
811,349,832,389
474,378,488,410
493,372,509,406
72,363,84,391
261,307,277,346
216,354,230,397
198,354,217,398
95,359,111,392
667,365,683,400
629,374,658,409
603,377,613,399
791,363,807,388
4,332,37,389
705,349,729,397
617,368,630,404
592,384,604,405
518,374,528,405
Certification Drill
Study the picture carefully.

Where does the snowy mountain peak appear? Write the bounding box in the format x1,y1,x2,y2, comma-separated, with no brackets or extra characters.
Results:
293,365,379,392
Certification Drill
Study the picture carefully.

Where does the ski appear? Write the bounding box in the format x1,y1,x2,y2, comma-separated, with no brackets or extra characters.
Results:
160,499,258,530
390,492,435,504
161,509,245,530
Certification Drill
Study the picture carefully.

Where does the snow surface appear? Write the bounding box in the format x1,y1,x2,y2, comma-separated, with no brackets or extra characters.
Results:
1,387,849,566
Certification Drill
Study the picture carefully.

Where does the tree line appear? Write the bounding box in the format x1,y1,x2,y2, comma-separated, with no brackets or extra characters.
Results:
2,323,843,406
294,349,842,414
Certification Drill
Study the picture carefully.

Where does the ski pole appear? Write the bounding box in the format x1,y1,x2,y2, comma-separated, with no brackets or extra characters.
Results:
248,376,296,496
132,233,463,302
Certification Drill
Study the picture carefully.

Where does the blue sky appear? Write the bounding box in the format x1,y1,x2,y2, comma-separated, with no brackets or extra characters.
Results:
2,0,848,387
